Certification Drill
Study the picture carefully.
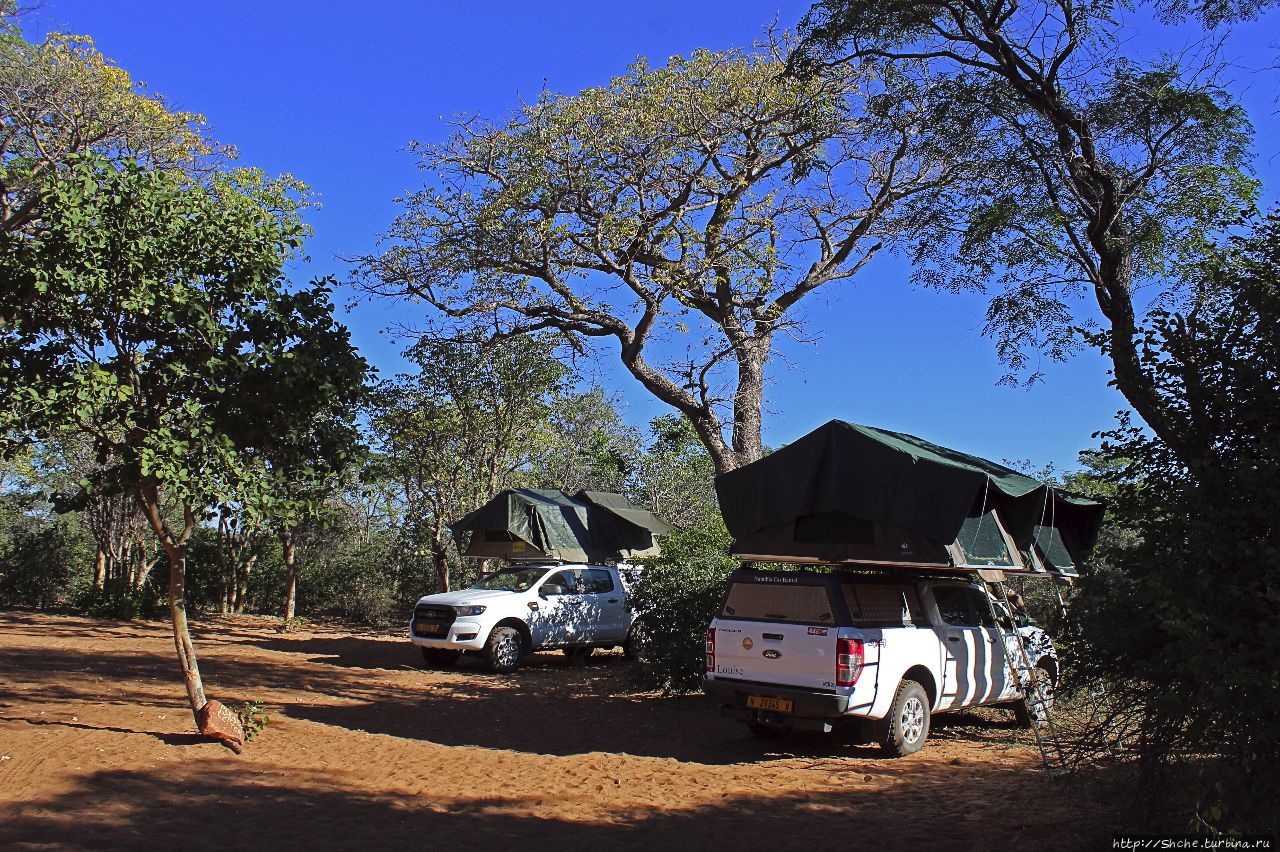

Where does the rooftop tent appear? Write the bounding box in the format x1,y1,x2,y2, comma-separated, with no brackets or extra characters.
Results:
714,420,1104,577
450,488,675,563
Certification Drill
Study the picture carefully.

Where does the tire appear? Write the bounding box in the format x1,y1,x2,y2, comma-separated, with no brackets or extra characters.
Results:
748,722,791,740
1013,661,1056,728
880,679,931,757
420,647,461,668
482,626,523,674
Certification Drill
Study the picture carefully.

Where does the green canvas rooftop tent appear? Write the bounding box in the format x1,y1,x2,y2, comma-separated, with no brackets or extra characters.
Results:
451,488,676,563
714,420,1104,579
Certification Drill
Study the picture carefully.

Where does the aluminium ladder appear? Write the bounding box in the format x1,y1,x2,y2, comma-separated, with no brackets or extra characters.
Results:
983,583,1071,776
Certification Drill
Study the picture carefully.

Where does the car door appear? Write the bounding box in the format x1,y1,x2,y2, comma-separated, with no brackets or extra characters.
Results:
528,570,582,647
965,587,1018,704
932,584,991,710
577,568,628,642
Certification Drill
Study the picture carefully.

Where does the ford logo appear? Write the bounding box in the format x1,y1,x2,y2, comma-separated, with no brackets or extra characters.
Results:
762,649,782,660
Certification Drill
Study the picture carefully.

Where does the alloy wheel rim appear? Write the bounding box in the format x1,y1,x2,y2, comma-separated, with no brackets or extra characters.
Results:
901,696,925,743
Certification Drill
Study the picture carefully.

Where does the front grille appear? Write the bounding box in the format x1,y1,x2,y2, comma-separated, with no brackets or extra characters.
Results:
414,605,456,622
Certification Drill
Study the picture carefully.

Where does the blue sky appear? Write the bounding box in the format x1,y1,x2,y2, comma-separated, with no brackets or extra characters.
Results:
21,1,1280,472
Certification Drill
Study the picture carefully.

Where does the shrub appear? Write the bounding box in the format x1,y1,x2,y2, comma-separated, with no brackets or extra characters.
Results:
629,517,737,694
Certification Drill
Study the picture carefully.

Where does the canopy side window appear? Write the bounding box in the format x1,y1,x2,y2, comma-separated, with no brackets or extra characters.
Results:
933,585,979,627
841,583,926,627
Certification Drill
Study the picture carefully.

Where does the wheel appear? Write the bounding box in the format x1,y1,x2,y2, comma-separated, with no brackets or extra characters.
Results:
1013,661,1056,728
561,646,594,661
482,626,524,674
880,679,931,757
748,722,791,740
623,625,644,661
420,647,461,668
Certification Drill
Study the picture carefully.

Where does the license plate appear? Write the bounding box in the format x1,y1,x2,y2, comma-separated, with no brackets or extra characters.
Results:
415,623,444,637
746,695,793,713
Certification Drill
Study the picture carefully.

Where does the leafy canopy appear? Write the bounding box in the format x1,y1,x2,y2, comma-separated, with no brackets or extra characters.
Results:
0,14,216,232
0,154,366,523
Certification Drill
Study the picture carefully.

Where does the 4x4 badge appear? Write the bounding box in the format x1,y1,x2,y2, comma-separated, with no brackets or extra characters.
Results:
762,649,782,659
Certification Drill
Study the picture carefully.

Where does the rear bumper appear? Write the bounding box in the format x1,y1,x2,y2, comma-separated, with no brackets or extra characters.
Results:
702,677,856,732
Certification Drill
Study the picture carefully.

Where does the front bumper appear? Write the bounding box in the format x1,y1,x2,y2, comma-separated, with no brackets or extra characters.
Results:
408,619,486,651
703,676,856,732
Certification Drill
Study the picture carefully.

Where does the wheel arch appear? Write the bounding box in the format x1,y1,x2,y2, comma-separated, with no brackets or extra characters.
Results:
901,665,938,710
492,617,532,651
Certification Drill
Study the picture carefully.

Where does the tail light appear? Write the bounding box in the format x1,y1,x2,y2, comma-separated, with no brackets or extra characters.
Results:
705,627,716,673
836,637,864,687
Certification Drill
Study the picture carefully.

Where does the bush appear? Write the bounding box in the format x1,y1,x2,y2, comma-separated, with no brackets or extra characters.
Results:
0,507,95,609
1063,210,1280,833
629,517,737,694
71,584,164,620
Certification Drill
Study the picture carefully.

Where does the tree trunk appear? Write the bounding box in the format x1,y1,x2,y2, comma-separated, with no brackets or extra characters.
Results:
281,527,297,621
235,553,256,614
432,536,450,593
92,550,106,590
135,481,207,726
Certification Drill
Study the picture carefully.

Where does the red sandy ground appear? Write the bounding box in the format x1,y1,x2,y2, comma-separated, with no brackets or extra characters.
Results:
0,612,1118,850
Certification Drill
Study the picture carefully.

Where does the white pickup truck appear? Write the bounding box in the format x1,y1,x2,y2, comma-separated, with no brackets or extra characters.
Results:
409,562,641,673
702,568,1057,755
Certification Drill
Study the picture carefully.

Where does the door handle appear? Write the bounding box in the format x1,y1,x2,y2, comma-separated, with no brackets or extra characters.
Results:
607,598,619,603
947,636,961,642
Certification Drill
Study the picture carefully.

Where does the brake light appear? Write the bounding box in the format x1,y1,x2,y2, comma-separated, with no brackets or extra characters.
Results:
836,637,864,687
706,627,716,673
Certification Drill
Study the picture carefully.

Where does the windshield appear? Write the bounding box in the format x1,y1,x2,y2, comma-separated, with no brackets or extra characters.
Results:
469,566,549,592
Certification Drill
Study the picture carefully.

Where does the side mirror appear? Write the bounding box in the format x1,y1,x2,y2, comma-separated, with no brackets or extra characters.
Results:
540,583,567,598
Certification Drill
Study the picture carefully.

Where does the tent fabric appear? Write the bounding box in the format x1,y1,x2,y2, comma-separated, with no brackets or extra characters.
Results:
450,488,672,562
715,420,1104,572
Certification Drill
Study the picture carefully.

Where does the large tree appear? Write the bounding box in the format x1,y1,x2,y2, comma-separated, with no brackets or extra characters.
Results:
358,41,960,473
0,10,213,234
793,0,1256,473
0,156,367,737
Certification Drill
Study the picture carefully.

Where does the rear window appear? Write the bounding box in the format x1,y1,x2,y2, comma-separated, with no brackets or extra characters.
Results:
721,582,835,625
841,583,925,627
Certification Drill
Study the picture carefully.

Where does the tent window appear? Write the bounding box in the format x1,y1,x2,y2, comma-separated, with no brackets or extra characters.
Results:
721,582,835,625
1033,524,1076,572
955,509,1015,566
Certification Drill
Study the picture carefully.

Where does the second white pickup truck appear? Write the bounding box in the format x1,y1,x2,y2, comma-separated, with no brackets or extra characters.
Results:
410,562,642,673
702,568,1057,755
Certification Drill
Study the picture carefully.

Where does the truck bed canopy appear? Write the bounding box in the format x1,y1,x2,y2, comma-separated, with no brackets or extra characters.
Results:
715,420,1103,579
450,489,676,563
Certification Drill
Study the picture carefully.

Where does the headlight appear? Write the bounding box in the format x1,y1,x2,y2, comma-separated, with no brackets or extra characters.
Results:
454,605,486,616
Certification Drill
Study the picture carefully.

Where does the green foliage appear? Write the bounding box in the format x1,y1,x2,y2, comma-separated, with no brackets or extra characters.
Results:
0,154,364,541
72,584,163,621
233,700,269,741
1065,209,1280,833
629,517,737,694
0,20,217,234
635,415,720,530
0,498,95,609
797,0,1257,389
